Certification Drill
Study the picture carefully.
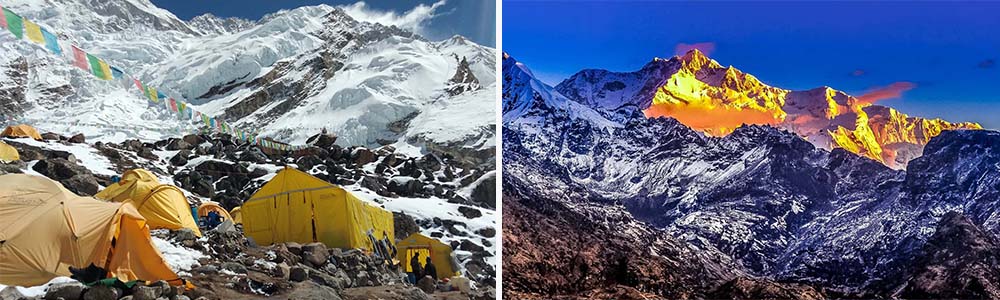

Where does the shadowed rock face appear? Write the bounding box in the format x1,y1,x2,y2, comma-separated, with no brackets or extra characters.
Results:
897,212,1000,299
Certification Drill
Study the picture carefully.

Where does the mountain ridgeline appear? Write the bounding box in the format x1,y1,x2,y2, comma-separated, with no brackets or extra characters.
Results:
502,52,1000,299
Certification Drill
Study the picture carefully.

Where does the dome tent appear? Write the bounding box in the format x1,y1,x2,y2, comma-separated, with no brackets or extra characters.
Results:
0,141,19,163
1,124,42,140
0,174,189,287
94,169,201,237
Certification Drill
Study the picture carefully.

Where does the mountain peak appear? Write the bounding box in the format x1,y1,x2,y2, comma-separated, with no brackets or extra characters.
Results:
678,48,721,71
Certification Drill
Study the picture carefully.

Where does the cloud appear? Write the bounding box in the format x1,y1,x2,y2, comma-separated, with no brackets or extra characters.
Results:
675,42,716,56
850,69,866,77
644,102,780,136
978,59,995,69
339,0,448,37
856,82,916,105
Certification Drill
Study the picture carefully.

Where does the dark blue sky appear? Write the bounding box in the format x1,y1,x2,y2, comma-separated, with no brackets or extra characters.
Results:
504,1,1000,129
150,0,495,46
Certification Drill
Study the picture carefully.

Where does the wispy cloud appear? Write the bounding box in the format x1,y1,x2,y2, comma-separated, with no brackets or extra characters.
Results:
850,69,866,77
339,0,449,37
856,82,916,104
675,42,716,56
978,59,995,69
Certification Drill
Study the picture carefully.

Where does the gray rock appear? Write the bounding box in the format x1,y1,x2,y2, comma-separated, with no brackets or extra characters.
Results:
165,139,193,151
194,264,218,275
82,285,119,300
220,262,247,274
286,282,342,300
417,276,436,294
285,242,303,255
289,266,308,282
43,282,85,300
0,287,25,300
68,134,85,144
457,206,482,219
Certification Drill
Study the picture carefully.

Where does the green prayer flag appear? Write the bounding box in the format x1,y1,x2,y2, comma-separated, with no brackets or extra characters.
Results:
4,8,23,39
86,53,107,79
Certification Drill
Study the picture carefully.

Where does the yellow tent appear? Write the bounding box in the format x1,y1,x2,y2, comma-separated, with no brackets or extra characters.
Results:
230,206,242,224
243,167,394,251
0,174,189,287
396,233,460,280
197,202,232,221
1,124,42,140
94,169,202,237
0,141,19,163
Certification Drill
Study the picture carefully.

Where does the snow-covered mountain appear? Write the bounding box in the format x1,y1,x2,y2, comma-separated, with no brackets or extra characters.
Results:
553,49,981,169
503,52,1000,297
0,0,496,166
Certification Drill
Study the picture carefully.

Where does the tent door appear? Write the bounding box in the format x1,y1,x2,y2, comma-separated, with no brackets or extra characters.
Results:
403,247,431,273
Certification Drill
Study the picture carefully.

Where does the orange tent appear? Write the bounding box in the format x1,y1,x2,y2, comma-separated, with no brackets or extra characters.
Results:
197,202,233,222
1,124,42,140
0,174,190,287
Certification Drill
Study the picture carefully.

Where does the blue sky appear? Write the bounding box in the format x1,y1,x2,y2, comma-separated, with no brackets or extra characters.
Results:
150,0,496,46
504,1,1000,129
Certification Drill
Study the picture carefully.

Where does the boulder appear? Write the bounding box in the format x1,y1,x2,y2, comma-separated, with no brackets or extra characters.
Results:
415,154,442,172
182,134,205,146
393,212,420,239
43,281,85,300
387,177,421,197
82,285,119,300
68,133,85,144
289,266,309,282
458,206,482,219
0,287,25,300
286,242,303,255
40,132,62,140
417,276,436,294
165,138,193,151
302,242,329,266
239,148,268,164
221,262,248,274
169,150,190,167
468,172,496,208
63,174,100,196
286,281,342,300
374,145,395,156
137,147,158,160
460,240,484,252
360,176,390,197
475,227,496,238
296,155,324,172
194,160,246,179
352,148,376,166
306,133,338,149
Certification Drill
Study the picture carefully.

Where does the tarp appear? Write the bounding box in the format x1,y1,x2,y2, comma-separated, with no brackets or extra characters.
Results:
243,167,394,251
0,174,186,287
396,233,459,280
0,141,19,163
1,124,42,140
94,169,201,237
196,202,232,221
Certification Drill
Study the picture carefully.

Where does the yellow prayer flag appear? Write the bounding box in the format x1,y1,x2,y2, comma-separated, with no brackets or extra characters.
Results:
22,18,44,44
98,60,113,80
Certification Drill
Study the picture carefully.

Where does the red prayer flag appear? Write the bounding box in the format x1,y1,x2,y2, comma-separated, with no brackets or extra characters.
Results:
134,79,142,90
168,98,178,112
0,5,7,28
71,46,89,70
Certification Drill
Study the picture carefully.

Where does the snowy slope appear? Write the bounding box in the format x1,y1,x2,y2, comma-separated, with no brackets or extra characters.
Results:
0,0,496,164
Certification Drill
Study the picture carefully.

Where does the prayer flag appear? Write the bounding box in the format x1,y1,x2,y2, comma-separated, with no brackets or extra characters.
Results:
41,28,60,54
22,18,43,44
110,66,124,79
0,5,7,29
86,53,108,79
71,46,89,70
3,8,22,39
